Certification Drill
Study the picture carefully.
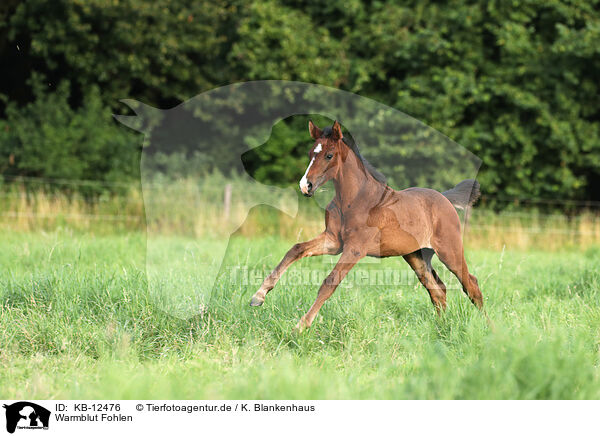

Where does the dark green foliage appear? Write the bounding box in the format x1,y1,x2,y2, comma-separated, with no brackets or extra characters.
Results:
0,77,140,194
0,0,599,201
241,115,335,186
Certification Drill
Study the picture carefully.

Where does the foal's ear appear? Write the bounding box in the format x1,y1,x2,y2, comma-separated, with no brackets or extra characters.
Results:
308,120,322,140
331,120,343,140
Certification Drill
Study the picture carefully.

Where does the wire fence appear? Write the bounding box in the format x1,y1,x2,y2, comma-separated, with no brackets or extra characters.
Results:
0,211,141,222
0,176,599,244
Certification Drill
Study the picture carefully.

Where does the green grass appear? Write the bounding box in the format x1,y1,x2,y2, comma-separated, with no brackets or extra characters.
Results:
1,229,600,399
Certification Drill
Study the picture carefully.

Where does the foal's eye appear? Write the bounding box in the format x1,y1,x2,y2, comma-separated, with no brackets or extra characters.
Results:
326,153,333,160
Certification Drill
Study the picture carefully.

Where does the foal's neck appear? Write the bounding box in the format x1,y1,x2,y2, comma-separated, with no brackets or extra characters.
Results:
333,150,385,210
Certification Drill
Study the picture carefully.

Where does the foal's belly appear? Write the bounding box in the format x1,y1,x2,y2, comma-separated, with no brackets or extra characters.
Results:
364,201,433,257
366,227,424,257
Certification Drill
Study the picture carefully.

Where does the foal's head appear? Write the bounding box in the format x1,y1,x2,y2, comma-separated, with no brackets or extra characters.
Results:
299,120,347,197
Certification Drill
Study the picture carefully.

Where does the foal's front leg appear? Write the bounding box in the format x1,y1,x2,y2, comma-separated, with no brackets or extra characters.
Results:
250,232,340,306
295,248,365,332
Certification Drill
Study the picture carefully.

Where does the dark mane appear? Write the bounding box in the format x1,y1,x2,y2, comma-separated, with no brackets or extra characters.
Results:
321,125,387,185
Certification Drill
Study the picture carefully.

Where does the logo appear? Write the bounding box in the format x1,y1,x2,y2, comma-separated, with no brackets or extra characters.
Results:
115,81,481,320
3,402,50,434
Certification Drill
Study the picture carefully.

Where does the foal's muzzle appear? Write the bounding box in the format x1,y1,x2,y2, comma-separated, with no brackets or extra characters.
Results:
303,181,313,197
299,176,314,196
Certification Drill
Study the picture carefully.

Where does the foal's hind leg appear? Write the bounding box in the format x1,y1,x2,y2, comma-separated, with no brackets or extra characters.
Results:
403,249,447,314
433,238,483,309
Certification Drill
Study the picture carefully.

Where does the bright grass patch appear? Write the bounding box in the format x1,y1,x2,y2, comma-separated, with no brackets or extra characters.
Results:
1,230,599,399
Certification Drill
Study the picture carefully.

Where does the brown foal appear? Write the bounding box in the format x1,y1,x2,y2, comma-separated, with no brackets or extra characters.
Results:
250,120,483,331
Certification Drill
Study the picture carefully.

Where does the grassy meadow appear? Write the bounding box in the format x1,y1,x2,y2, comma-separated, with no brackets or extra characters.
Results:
1,181,600,399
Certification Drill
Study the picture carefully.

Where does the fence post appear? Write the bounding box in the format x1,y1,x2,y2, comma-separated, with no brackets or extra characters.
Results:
463,206,471,238
224,183,232,220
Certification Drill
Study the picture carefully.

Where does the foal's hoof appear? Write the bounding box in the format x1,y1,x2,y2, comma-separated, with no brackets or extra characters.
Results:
249,295,264,307
293,318,309,333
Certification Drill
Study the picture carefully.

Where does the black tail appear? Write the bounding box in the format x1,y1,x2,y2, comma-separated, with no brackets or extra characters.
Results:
442,179,480,210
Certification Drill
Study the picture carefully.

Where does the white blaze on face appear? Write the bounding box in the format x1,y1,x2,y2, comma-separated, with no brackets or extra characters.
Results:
299,143,322,194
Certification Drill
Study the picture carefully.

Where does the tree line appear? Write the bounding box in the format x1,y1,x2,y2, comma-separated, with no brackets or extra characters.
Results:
0,0,599,203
